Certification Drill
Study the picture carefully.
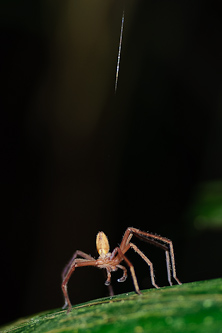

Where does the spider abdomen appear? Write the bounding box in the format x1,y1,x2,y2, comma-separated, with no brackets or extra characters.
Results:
96,231,110,257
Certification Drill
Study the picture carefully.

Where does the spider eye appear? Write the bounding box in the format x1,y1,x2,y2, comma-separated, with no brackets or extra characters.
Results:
96,231,110,256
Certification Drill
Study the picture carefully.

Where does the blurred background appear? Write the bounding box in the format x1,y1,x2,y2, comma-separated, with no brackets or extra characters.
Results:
1,0,222,326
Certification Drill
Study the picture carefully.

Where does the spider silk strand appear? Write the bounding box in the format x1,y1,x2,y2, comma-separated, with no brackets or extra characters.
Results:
115,10,125,93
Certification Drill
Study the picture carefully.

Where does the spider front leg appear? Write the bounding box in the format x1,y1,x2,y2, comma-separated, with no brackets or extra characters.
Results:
113,247,142,294
62,250,95,280
105,264,128,285
104,269,112,286
117,265,127,282
61,251,96,313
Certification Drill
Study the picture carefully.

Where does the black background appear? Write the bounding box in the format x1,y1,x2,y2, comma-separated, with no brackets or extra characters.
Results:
1,0,222,326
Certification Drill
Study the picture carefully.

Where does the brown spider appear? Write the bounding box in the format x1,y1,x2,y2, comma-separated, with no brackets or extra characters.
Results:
61,227,182,312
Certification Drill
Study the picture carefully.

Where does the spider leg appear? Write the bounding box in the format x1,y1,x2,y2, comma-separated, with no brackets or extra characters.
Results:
120,228,168,251
104,251,127,284
115,248,141,294
167,242,182,285
102,269,114,295
165,250,173,286
116,264,127,282
129,243,159,289
62,250,94,280
120,227,181,286
61,258,96,313
104,269,112,286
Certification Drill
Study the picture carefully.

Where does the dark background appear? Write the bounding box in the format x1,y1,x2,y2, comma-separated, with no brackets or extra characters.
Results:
1,0,222,326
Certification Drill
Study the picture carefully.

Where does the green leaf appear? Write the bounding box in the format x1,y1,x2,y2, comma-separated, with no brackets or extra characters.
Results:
2,279,222,333
188,181,222,230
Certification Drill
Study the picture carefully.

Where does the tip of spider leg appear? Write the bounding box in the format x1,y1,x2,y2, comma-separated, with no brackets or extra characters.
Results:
66,307,72,314
152,283,160,289
117,276,126,283
175,278,182,285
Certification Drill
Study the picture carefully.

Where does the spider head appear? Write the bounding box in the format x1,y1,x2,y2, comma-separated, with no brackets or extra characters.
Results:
96,231,110,257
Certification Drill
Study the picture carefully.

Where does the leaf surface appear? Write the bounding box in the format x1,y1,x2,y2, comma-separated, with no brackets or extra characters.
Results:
2,279,222,333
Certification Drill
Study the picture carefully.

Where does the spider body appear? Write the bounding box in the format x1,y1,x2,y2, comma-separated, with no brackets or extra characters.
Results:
62,227,181,313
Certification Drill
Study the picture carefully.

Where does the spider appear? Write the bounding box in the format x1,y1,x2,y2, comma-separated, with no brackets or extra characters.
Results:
61,227,182,312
